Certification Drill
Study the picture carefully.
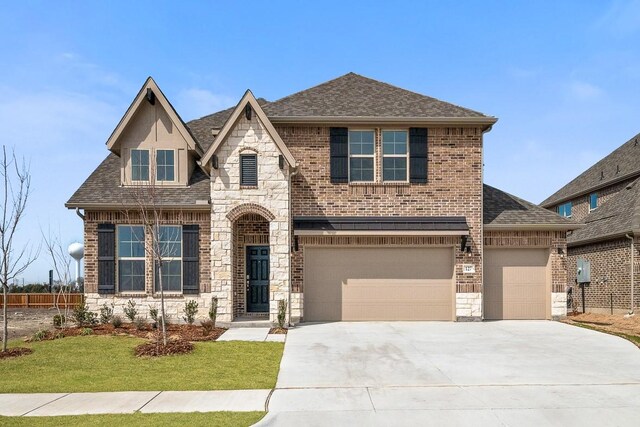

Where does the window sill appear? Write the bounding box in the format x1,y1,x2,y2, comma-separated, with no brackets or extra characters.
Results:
240,185,258,190
348,182,410,186
152,293,184,299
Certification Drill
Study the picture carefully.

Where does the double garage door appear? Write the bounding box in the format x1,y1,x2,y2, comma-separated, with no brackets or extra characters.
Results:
304,247,454,321
484,248,550,320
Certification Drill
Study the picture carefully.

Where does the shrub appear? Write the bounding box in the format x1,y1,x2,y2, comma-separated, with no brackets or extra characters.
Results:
111,315,123,328
72,302,98,327
134,316,147,331
53,314,66,328
80,327,93,336
99,302,114,324
32,330,48,342
123,299,138,322
149,306,159,328
201,319,214,336
183,300,198,325
209,296,218,327
54,331,65,340
277,299,287,329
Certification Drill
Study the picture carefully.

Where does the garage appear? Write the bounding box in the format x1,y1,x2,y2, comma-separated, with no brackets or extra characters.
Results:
303,247,454,321
484,248,550,320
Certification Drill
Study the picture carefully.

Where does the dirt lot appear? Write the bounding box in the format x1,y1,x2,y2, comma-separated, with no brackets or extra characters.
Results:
0,308,57,340
564,312,640,346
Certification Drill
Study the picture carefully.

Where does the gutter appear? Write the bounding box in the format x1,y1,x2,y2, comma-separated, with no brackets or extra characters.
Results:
65,203,211,211
269,115,498,131
625,234,635,315
484,223,583,232
287,166,299,327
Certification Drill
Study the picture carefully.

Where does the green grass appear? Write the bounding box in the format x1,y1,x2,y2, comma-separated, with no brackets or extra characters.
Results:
0,336,283,393
0,412,266,427
570,321,640,348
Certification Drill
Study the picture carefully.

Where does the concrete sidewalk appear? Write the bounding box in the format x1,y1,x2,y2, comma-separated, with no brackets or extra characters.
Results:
0,389,270,417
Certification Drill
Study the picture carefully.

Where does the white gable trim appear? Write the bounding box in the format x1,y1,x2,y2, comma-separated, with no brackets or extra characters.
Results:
106,77,201,155
200,90,297,168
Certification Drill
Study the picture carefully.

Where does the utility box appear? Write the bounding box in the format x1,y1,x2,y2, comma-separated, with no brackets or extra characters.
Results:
577,258,591,283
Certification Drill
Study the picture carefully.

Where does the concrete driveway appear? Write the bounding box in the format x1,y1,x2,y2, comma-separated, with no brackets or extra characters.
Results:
258,321,640,426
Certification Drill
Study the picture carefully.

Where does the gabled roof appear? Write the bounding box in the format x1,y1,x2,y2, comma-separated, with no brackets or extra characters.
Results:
541,131,640,207
187,98,269,153
65,154,210,209
199,90,296,168
106,77,202,155
567,178,640,246
484,184,580,230
262,72,497,126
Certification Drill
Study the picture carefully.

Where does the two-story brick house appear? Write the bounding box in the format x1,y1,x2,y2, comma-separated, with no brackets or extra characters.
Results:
542,133,640,314
67,73,577,323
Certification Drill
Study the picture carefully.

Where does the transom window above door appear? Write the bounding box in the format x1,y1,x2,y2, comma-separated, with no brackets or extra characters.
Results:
156,150,175,181
131,149,150,181
382,130,408,182
349,130,375,182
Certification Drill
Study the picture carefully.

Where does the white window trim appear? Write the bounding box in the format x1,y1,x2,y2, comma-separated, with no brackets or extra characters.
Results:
558,202,572,218
117,225,146,294
348,129,376,183
155,225,183,293
130,149,151,183
155,149,177,183
381,129,409,183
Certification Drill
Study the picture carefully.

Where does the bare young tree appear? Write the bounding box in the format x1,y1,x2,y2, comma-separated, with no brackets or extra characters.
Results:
1,147,38,352
122,170,182,347
41,228,74,329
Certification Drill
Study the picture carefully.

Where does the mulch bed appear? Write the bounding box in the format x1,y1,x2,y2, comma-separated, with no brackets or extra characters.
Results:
134,339,194,357
0,347,33,359
269,327,288,334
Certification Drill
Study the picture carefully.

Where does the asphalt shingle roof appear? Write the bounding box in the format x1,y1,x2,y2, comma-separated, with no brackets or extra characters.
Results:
541,131,640,207
65,154,210,209
567,177,640,245
262,72,489,119
484,184,577,227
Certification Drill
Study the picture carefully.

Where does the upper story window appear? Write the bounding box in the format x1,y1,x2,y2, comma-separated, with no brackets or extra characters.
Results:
382,130,408,182
156,150,175,182
131,149,150,181
589,193,598,211
557,202,572,218
156,225,182,292
117,225,145,292
349,130,375,182
240,154,258,186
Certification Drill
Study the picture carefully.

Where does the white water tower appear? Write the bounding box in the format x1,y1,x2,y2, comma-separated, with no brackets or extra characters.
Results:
68,242,84,286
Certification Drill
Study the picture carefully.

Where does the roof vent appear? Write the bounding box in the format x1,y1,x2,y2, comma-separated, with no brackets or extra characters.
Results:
146,88,155,105
616,165,620,174
635,138,638,147
600,171,605,180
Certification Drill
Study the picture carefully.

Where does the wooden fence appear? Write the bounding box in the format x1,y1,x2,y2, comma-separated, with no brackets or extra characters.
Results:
0,293,83,308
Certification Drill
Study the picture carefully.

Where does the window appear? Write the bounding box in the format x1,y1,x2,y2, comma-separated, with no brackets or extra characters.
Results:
156,225,182,292
589,193,598,211
557,202,572,218
240,154,258,186
349,130,375,182
382,130,408,181
131,149,149,181
118,226,145,292
156,150,175,181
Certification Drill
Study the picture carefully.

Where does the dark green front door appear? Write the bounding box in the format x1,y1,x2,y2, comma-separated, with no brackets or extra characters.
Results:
247,246,269,312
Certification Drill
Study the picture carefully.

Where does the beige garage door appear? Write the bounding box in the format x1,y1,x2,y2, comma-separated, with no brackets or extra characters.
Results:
304,247,454,321
484,248,550,320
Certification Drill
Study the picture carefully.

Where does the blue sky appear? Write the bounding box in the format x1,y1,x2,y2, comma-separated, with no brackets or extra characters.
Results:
1,0,640,282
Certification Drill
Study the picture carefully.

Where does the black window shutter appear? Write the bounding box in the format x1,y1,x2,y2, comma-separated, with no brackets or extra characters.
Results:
182,225,200,294
97,224,116,294
409,128,428,183
240,154,258,186
330,127,348,183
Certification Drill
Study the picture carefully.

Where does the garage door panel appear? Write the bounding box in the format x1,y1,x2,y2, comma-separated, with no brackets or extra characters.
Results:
304,247,454,322
484,249,549,320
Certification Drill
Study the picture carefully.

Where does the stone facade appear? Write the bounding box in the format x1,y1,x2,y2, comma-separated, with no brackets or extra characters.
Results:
456,293,482,319
568,237,640,314
210,114,291,323
82,210,212,322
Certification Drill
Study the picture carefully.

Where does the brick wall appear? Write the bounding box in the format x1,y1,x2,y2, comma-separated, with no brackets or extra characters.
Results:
551,179,633,222
279,126,484,294
568,237,640,313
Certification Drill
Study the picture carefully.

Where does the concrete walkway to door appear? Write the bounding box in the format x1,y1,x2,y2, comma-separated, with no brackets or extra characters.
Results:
258,321,640,426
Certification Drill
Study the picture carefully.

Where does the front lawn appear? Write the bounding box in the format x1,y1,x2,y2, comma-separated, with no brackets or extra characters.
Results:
0,412,265,427
0,336,283,393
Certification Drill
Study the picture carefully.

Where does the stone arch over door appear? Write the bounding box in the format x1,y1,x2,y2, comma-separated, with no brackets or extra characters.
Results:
227,203,276,223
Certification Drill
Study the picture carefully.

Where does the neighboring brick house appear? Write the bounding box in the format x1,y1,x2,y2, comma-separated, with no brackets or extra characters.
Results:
67,73,577,323
542,133,640,314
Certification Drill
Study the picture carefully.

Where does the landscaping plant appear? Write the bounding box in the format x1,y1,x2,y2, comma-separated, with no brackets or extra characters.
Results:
149,305,159,328
209,296,218,327
200,320,214,336
53,314,66,328
80,328,93,336
111,315,123,328
134,316,148,331
32,329,47,342
123,299,138,322
72,302,97,327
183,300,198,324
99,302,114,324
277,299,287,329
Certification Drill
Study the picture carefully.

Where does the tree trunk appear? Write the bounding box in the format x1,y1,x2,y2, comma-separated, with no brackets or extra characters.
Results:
2,284,7,352
157,261,167,346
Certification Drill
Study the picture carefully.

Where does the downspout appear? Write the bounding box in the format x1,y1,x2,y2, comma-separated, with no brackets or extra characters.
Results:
625,234,635,315
75,208,85,221
288,166,299,327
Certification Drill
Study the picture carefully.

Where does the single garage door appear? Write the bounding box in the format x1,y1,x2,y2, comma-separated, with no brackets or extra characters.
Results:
304,247,454,321
484,248,550,320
